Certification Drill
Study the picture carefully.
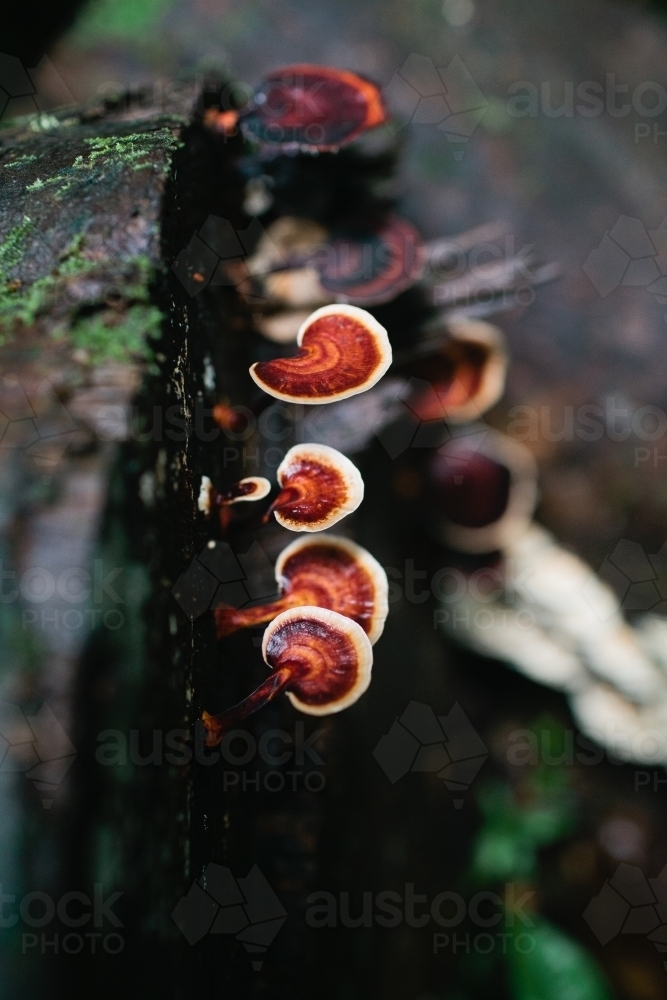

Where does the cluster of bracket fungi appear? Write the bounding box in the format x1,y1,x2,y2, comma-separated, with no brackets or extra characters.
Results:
196,62,555,746
197,62,667,767
199,66,404,745
200,301,391,745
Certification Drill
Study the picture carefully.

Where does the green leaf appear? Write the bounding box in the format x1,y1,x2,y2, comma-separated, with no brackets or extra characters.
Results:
470,782,574,883
507,917,612,1000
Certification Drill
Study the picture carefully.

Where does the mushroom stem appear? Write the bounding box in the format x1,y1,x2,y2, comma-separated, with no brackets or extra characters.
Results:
261,486,301,524
218,505,233,535
199,476,271,531
208,483,255,534
215,534,388,642
201,667,293,746
215,593,302,637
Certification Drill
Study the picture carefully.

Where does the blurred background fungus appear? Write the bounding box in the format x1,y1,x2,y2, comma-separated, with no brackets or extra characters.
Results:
3,1,667,999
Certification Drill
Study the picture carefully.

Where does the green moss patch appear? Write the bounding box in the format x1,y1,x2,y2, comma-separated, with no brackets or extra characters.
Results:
0,216,33,280
0,233,163,363
64,303,164,364
3,154,38,170
24,127,181,198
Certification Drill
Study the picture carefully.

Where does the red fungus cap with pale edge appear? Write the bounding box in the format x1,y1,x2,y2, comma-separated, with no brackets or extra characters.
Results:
249,304,392,404
262,606,373,715
272,444,363,531
240,65,387,152
275,534,388,643
214,533,389,643
316,217,425,306
408,319,507,424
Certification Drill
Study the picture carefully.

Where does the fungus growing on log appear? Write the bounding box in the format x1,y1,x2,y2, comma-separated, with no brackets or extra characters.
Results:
429,430,537,553
249,304,392,403
239,217,333,316
264,443,363,531
315,216,425,306
208,65,387,152
214,533,388,642
406,319,507,424
244,216,424,319
202,606,373,745
198,475,271,514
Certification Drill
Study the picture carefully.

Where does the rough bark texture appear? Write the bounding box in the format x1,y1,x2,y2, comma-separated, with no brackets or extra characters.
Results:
3,77,667,1000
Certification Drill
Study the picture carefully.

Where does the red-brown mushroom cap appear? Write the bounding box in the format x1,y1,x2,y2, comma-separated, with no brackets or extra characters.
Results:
198,475,271,514
201,606,374,745
249,304,392,404
315,216,425,306
214,533,389,643
429,430,537,553
270,443,363,531
275,535,388,642
262,606,373,715
239,64,387,152
407,319,507,424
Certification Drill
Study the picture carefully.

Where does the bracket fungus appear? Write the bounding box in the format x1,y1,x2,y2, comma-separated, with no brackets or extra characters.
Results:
249,304,392,403
429,429,537,554
405,319,507,424
265,443,363,531
244,216,424,321
230,64,387,153
237,218,329,310
198,475,271,517
214,533,388,642
202,606,373,745
246,216,329,277
315,216,425,306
